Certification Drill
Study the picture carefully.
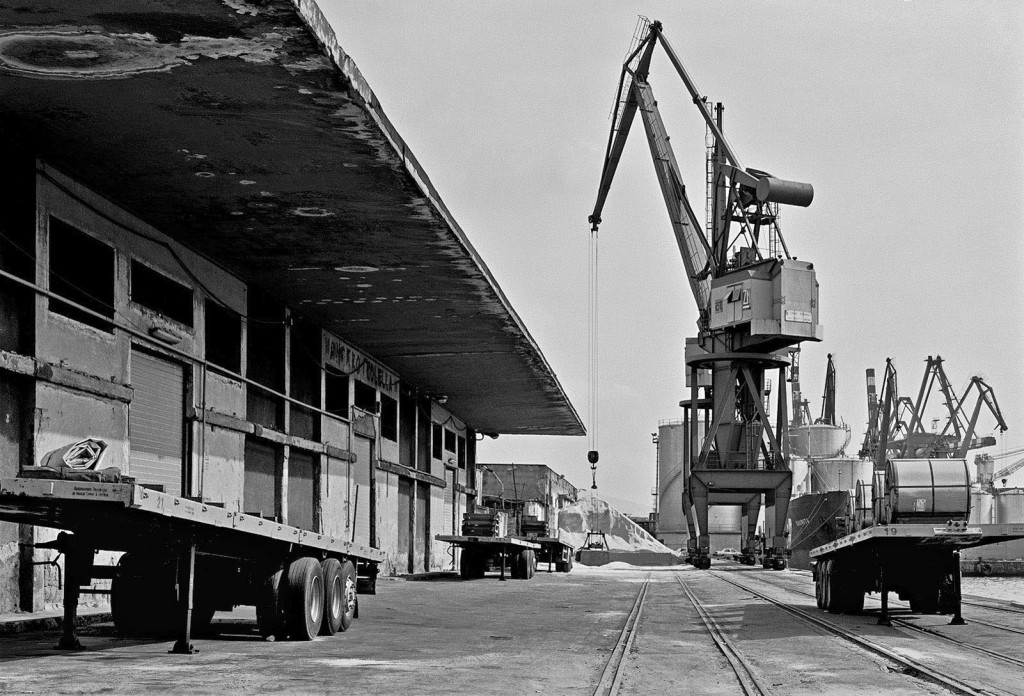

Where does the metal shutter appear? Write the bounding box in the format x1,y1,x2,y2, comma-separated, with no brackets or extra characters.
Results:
288,450,315,531
351,435,372,547
129,350,185,495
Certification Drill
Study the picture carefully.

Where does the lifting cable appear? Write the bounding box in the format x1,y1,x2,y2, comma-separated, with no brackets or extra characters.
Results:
587,224,600,490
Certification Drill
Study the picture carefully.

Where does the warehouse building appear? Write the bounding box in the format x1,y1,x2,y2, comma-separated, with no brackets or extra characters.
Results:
0,0,582,614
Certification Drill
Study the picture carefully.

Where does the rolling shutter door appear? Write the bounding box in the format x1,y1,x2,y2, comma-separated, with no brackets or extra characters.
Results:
129,350,185,495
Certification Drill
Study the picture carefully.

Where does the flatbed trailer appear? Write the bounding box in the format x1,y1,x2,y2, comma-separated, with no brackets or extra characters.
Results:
435,534,541,580
0,476,385,652
810,521,1024,625
526,536,575,573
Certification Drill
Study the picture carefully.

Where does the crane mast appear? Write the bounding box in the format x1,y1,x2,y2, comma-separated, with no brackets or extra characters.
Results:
590,19,822,569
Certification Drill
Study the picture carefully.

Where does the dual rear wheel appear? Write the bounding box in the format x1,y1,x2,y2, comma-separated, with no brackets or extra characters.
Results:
256,556,358,641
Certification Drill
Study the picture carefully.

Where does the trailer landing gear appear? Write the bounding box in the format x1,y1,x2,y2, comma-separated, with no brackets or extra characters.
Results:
56,536,94,651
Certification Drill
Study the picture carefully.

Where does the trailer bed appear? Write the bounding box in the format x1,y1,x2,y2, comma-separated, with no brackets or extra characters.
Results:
810,522,1024,559
0,477,385,563
435,534,540,550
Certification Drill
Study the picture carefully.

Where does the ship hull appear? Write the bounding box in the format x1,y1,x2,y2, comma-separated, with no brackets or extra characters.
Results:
787,491,850,570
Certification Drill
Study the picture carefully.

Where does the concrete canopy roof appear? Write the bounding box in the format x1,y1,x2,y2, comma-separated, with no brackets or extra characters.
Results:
0,0,584,436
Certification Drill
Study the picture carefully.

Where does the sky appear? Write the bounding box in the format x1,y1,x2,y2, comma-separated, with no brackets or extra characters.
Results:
322,1,1024,513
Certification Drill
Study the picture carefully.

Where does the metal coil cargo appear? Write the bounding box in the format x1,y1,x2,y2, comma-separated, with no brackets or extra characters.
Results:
854,479,873,531
995,488,1024,524
884,459,970,523
871,470,886,526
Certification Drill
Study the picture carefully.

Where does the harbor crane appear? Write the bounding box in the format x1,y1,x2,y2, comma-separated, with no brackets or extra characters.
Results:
589,19,821,569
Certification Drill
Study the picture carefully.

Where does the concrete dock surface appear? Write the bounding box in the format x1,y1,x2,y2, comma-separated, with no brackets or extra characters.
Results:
1,562,1022,695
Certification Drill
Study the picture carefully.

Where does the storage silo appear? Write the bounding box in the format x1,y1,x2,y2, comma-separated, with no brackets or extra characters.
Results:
656,420,688,550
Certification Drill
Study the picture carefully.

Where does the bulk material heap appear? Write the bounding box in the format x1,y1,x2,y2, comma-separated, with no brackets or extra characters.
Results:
589,19,820,570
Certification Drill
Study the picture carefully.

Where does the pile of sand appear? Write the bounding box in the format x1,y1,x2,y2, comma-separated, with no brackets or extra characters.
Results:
557,495,681,556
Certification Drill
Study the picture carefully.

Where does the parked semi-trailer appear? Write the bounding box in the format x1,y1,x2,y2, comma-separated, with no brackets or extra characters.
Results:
810,458,1024,624
437,463,577,580
0,474,383,653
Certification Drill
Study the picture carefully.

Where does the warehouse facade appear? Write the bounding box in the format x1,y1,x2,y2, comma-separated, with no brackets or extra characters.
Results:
0,0,582,614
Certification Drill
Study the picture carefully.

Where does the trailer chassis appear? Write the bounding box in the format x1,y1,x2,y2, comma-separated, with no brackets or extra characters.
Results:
0,477,384,652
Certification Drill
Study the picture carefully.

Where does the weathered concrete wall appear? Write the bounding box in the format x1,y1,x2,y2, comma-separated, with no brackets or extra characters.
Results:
200,426,246,511
375,469,401,576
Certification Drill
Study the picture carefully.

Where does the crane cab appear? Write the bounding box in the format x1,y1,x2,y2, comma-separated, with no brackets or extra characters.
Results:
708,258,822,352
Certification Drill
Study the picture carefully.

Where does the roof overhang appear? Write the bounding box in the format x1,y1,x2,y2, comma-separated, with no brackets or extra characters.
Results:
0,0,584,436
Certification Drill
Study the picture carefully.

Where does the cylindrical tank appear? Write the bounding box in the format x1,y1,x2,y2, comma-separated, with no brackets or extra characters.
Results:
808,458,872,494
994,488,1024,524
885,459,970,523
789,424,852,461
854,479,873,530
968,486,994,525
657,421,689,549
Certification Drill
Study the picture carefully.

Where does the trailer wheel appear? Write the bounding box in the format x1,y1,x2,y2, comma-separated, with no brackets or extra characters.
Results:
510,551,523,579
821,559,833,611
459,549,475,580
111,553,175,637
256,566,287,640
319,559,344,636
286,557,325,641
814,565,825,609
338,560,357,632
528,550,537,578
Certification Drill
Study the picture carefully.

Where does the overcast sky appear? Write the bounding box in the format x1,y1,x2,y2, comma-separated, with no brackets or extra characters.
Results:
323,1,1024,512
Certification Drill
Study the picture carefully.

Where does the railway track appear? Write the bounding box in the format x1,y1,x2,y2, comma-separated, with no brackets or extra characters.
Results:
710,570,1016,696
745,568,1024,646
592,578,649,696
674,573,774,696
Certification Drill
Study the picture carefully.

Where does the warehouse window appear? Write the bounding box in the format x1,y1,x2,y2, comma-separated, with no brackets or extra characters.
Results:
130,260,193,327
289,322,321,441
457,435,467,468
48,216,114,331
325,372,349,418
444,428,456,454
353,380,376,413
432,423,442,460
246,294,285,430
204,299,241,373
380,393,397,442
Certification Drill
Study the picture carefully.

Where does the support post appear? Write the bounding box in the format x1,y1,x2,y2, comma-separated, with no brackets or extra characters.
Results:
170,533,198,655
877,560,892,627
56,539,93,650
498,547,506,581
949,550,966,626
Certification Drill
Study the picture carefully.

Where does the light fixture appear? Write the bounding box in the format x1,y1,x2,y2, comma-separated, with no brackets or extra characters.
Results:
436,394,448,405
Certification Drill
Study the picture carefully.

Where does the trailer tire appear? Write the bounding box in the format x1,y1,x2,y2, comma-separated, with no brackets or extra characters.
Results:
977,562,993,577
111,553,175,637
814,566,825,609
319,559,344,636
460,550,475,580
821,559,833,611
286,557,325,641
510,551,523,579
256,566,287,640
526,550,536,579
338,560,357,632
